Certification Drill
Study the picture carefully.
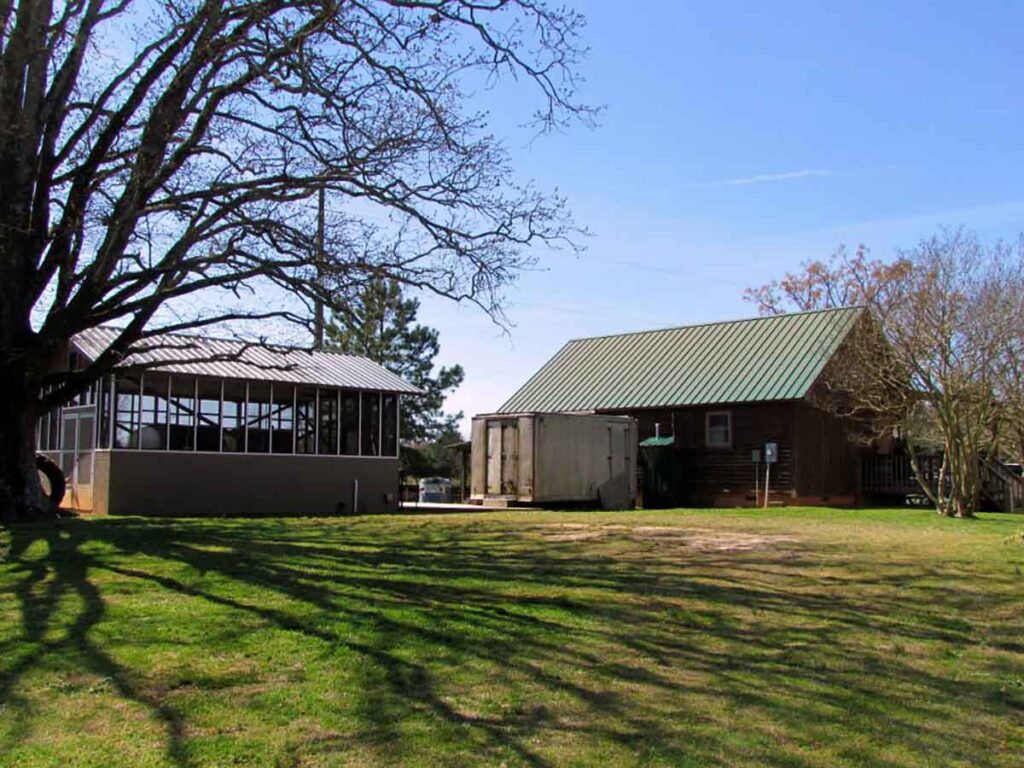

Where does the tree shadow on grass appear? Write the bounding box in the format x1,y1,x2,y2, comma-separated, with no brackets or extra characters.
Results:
1,515,1022,767
0,523,194,767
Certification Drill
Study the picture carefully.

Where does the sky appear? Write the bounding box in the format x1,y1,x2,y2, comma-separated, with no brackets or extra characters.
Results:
415,1,1024,434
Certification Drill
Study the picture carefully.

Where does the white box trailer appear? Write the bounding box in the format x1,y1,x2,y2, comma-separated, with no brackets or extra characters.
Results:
470,412,637,509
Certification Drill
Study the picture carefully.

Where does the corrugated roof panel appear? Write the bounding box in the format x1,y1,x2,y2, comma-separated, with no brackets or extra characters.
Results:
497,307,862,413
72,326,422,394
639,435,675,447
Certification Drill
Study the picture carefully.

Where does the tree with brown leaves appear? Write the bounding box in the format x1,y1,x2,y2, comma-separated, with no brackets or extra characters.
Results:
748,228,1024,517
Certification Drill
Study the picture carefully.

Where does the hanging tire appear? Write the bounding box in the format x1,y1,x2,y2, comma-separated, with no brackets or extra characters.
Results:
36,454,66,507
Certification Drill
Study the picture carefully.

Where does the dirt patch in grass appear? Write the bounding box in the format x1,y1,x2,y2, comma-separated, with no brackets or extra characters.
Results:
535,523,799,551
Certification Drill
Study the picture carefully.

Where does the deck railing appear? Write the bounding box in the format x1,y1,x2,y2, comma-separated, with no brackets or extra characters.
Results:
862,453,1023,511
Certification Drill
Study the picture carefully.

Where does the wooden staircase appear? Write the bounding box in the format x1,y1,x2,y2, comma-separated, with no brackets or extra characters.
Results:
979,457,1024,513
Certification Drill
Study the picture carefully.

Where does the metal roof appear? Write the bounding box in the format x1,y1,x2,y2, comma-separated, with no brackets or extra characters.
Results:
639,435,676,447
498,307,864,413
73,326,422,394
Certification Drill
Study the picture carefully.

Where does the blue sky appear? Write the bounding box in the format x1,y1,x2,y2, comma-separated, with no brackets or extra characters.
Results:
418,1,1024,432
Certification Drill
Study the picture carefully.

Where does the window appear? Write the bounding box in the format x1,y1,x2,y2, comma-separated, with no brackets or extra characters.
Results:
139,373,170,450
168,376,196,451
67,351,85,406
246,382,271,453
222,380,246,452
76,413,95,484
98,376,112,448
382,394,398,457
47,398,60,450
341,392,359,455
318,389,338,455
37,395,59,452
37,409,49,451
706,411,732,448
271,383,295,454
114,374,141,448
60,416,76,475
94,374,397,458
361,392,380,456
197,379,222,451
295,387,317,453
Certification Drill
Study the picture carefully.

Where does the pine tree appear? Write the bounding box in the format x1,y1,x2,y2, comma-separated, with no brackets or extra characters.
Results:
325,279,464,444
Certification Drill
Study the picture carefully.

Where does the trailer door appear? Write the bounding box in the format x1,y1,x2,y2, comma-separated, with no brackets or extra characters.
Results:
501,421,519,494
486,420,518,496
486,422,503,495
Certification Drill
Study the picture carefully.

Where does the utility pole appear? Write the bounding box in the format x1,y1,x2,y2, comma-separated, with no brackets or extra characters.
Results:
313,186,326,351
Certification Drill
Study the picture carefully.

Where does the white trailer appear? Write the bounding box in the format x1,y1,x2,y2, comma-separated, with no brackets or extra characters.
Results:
470,412,637,509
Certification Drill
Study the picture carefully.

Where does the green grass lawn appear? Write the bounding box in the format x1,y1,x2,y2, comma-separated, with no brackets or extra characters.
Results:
1,508,1022,767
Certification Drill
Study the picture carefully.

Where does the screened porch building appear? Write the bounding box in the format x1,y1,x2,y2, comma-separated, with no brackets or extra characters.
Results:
37,328,421,516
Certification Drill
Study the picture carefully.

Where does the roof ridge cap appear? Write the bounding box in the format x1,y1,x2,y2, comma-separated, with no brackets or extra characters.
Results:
565,305,863,343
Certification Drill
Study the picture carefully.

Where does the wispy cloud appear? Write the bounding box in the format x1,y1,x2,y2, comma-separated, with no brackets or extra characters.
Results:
696,169,831,188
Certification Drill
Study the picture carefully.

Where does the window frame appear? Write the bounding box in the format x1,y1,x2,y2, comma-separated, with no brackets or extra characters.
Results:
705,410,732,449
99,373,401,459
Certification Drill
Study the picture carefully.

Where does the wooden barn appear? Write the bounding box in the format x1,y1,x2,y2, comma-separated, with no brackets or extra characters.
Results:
496,307,870,507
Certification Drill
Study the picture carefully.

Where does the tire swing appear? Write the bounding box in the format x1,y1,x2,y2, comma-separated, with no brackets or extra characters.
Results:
36,454,66,507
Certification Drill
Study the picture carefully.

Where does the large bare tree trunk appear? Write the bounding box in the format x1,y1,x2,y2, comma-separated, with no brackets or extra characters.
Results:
0,364,51,522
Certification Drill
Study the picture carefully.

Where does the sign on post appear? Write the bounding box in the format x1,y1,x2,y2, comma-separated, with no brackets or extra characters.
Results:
762,442,778,508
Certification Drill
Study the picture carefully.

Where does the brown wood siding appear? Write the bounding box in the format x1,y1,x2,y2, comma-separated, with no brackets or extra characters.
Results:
603,399,861,506
686,403,794,496
791,399,861,498
601,402,795,502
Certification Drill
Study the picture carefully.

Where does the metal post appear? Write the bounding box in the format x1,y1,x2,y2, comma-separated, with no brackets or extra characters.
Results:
165,375,172,450
269,383,275,453
313,186,325,351
219,379,225,452
244,381,250,453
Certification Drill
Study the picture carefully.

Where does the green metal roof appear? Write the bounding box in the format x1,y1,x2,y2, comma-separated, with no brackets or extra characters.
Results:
498,307,864,413
639,435,676,447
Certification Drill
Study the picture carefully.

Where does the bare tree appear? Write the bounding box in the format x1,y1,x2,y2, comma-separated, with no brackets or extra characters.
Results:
750,228,1024,517
0,0,594,520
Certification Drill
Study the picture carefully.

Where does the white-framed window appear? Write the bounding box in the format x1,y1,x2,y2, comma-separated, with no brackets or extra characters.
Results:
706,411,732,448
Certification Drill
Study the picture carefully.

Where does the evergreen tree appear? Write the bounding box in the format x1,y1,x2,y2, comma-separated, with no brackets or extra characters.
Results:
325,279,465,443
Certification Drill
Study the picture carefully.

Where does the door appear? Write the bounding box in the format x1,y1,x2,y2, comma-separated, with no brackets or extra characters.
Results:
500,421,518,495
601,423,634,509
59,410,95,510
486,422,503,495
486,420,518,496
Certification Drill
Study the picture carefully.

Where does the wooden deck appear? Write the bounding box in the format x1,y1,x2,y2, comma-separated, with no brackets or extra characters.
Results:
861,453,1023,512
